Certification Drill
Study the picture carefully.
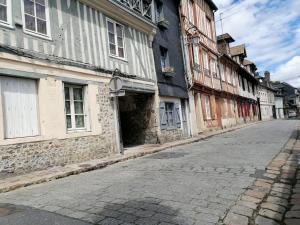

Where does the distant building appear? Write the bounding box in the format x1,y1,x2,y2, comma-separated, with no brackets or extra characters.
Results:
257,72,276,120
272,82,300,118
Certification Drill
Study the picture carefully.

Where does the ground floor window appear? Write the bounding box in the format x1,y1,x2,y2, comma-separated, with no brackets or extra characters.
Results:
160,101,181,129
1,76,39,138
64,84,86,131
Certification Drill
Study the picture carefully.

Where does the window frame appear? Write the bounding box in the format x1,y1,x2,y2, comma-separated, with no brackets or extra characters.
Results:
0,0,12,28
63,84,88,132
205,95,211,120
160,46,170,70
187,0,194,24
21,0,52,39
106,18,126,60
165,102,175,128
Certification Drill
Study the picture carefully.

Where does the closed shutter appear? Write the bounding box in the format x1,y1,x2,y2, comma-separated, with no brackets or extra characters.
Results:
159,102,167,130
175,103,181,128
1,77,39,138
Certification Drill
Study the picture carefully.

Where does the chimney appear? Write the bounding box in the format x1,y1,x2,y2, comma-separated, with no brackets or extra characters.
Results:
264,71,271,82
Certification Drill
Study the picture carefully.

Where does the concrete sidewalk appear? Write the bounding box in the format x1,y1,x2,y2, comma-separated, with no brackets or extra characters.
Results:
0,122,259,194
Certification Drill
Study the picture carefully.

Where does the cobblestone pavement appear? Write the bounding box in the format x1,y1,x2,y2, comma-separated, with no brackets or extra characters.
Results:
0,120,297,225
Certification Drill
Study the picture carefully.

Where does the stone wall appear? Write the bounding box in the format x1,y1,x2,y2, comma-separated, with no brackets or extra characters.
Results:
0,84,117,174
158,129,185,144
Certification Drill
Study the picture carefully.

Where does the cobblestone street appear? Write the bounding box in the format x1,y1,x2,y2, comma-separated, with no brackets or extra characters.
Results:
0,120,297,225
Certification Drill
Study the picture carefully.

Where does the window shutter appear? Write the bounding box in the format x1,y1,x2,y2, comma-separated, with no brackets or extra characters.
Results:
1,77,39,138
159,102,167,130
175,103,181,128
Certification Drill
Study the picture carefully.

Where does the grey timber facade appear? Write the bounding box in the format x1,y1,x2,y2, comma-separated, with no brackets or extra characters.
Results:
0,0,160,173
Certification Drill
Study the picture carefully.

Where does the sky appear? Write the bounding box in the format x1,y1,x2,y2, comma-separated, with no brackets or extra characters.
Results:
213,0,300,87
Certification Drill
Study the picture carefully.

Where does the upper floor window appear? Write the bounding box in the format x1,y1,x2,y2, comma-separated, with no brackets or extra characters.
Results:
203,51,209,76
22,0,50,37
227,67,232,84
160,46,170,70
205,17,212,39
210,59,218,78
188,0,193,23
107,19,125,59
0,0,11,26
220,63,225,81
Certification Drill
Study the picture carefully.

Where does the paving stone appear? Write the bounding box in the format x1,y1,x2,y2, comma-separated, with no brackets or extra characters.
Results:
273,183,291,190
230,205,253,217
241,195,262,204
236,200,258,210
284,218,300,225
254,181,272,189
266,196,288,207
258,208,283,221
97,218,122,225
263,173,277,179
291,205,300,211
255,215,280,225
245,190,266,199
272,187,291,195
285,210,300,219
224,212,248,225
261,202,286,214
270,191,290,199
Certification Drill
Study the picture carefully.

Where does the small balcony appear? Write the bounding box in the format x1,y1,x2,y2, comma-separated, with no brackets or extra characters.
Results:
112,0,153,21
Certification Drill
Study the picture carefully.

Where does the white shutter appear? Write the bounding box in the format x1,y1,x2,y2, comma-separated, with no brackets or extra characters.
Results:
1,77,39,138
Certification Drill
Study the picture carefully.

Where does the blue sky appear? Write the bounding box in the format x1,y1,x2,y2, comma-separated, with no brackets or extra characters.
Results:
213,0,300,87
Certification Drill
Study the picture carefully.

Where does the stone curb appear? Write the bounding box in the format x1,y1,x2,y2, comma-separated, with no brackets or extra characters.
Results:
0,122,261,194
222,125,300,225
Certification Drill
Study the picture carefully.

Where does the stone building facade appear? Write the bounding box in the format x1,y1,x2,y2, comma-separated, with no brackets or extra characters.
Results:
0,0,159,173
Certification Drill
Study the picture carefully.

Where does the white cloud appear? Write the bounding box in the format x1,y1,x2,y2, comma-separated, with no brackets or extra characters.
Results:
214,0,300,85
272,56,300,87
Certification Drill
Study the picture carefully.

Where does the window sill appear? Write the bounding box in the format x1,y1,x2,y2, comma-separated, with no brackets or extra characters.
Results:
109,54,128,63
0,22,14,29
23,29,52,41
67,128,89,133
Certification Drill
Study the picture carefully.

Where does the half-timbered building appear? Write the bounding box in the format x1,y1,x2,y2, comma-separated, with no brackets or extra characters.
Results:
0,0,158,173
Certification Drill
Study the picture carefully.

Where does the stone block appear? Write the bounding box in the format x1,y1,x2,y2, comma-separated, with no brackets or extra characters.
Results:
266,196,288,207
261,202,286,214
245,189,266,199
284,219,300,225
255,215,280,225
258,208,283,221
224,212,248,225
241,195,262,204
230,205,253,217
286,210,300,219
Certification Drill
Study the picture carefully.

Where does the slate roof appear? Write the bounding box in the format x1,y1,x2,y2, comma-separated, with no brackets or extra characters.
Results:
217,33,235,43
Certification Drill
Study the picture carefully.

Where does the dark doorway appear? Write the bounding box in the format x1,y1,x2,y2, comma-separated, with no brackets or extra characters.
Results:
118,92,154,147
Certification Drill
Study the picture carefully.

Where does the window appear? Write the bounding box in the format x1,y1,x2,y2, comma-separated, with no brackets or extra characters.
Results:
165,102,175,128
232,71,236,86
22,0,50,36
1,77,39,138
203,51,209,76
155,0,163,22
0,0,11,26
228,67,232,84
220,63,225,81
64,85,86,131
188,0,193,23
210,59,218,78
160,46,170,70
205,17,212,39
205,95,211,119
192,44,201,79
160,102,181,129
107,19,125,59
